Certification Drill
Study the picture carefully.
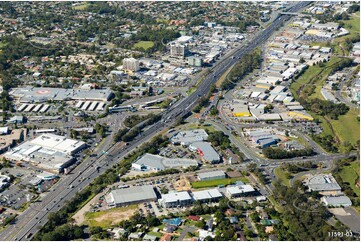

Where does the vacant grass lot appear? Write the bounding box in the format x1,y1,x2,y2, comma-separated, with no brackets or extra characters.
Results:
339,161,360,197
330,108,360,145
85,205,138,228
274,167,291,187
191,177,249,189
133,41,154,50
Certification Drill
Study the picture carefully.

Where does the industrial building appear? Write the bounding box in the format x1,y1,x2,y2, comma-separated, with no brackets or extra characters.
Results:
191,188,223,203
170,129,208,146
106,185,157,207
305,174,342,195
321,196,352,207
232,103,251,117
226,184,256,198
123,58,140,72
159,191,193,208
10,87,113,103
4,134,86,173
197,170,226,181
131,153,199,171
189,141,220,164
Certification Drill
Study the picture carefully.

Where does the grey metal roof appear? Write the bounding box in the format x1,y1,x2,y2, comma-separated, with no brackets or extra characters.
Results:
198,170,225,180
110,185,157,205
189,141,220,162
133,153,199,170
322,196,352,206
307,174,341,191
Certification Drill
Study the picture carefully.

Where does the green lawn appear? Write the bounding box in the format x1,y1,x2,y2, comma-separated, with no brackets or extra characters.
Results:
339,161,360,197
330,108,360,145
191,177,249,189
133,41,154,50
85,205,138,228
274,167,291,187
72,2,91,10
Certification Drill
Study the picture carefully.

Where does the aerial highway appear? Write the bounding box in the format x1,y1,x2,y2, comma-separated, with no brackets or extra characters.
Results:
0,2,311,241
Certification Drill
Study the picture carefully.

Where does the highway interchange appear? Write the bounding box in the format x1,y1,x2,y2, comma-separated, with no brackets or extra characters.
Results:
0,2,315,241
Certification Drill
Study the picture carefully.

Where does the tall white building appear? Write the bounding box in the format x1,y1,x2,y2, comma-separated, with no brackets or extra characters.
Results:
123,58,140,72
170,44,186,57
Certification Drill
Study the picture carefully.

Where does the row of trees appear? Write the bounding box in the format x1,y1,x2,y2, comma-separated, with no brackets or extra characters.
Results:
302,98,349,120
221,48,261,90
262,147,315,159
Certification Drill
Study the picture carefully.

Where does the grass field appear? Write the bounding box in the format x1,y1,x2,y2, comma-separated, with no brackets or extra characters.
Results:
339,161,360,197
191,177,249,189
133,41,154,50
330,108,360,145
333,12,360,55
72,2,91,10
85,205,138,228
274,167,291,187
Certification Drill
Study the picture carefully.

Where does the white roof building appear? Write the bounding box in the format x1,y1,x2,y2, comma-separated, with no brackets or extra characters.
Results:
192,188,223,202
170,129,208,146
226,184,255,198
321,196,352,207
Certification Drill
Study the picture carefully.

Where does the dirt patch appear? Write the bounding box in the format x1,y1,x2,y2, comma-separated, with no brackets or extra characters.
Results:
174,176,192,191
86,205,139,228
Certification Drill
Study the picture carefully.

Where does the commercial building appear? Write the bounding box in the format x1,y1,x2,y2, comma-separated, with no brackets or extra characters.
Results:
170,44,186,57
189,141,220,164
123,58,140,72
188,57,203,67
321,196,352,207
192,188,223,202
10,87,113,103
131,153,199,171
4,134,86,173
170,129,208,146
197,170,226,181
305,174,342,195
106,185,157,207
226,184,256,198
159,191,193,208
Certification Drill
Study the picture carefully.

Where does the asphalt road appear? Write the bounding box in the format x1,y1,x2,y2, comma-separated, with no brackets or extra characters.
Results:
0,3,311,241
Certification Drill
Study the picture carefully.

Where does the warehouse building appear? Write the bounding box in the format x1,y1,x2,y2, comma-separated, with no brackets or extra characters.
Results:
189,141,220,164
305,174,342,195
131,153,199,171
170,129,208,146
192,188,223,203
197,170,226,181
226,184,256,198
231,103,251,117
106,185,157,207
4,134,86,173
321,196,352,207
159,191,193,208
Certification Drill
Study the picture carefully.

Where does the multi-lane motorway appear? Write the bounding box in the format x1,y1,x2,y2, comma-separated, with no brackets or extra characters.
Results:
0,2,311,241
